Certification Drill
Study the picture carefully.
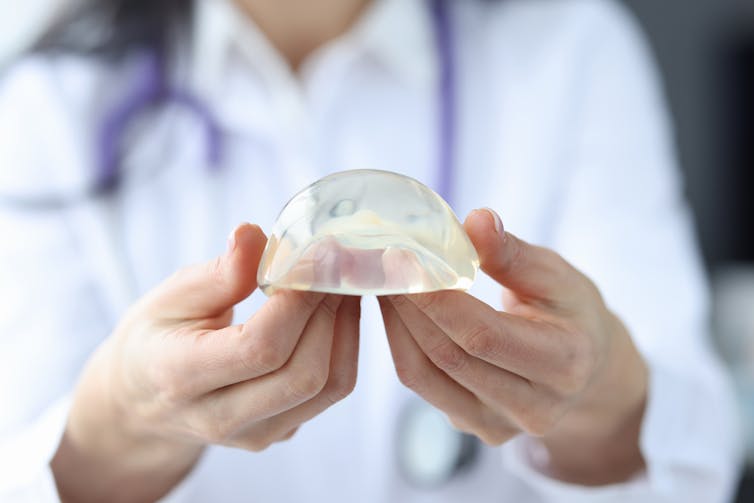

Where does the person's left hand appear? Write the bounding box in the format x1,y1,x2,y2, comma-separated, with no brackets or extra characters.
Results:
379,209,648,486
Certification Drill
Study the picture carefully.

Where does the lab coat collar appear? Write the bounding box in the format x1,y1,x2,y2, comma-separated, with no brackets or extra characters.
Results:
350,0,437,87
190,0,437,94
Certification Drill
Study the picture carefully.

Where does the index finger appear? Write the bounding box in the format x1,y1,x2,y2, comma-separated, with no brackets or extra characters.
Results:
162,290,331,396
389,291,566,382
464,209,586,306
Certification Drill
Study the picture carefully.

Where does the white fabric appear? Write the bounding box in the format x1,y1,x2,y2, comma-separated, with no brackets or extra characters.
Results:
0,0,741,501
0,0,70,68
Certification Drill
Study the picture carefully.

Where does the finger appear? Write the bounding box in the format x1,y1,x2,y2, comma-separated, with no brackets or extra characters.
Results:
379,298,514,444
231,296,361,450
393,291,564,382
166,289,328,395
325,295,361,401
381,247,435,292
194,295,343,440
235,426,299,452
464,209,585,306
386,296,557,435
143,223,268,320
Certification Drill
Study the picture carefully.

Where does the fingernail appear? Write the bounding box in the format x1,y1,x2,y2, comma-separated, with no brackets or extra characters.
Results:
480,208,504,235
227,225,241,254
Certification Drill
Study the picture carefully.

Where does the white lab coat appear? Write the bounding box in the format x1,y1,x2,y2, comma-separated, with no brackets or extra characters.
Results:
0,0,741,501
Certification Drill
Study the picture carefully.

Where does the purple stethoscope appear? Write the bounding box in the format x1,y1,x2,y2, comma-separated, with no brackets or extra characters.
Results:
3,0,458,210
9,0,479,486
101,0,458,202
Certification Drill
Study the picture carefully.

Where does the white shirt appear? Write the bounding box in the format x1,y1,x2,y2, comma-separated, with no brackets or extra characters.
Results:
0,0,741,501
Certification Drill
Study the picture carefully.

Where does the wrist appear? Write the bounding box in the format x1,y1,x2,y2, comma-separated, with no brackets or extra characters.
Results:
51,341,203,503
541,315,648,485
541,393,646,485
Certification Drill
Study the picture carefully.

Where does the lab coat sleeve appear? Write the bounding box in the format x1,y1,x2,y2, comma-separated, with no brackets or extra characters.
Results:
499,1,742,502
0,57,203,503
0,57,111,502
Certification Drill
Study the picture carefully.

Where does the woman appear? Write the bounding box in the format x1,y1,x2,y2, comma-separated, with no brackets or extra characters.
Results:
0,0,740,501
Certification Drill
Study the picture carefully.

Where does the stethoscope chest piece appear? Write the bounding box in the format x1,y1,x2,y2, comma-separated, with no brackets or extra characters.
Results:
397,398,479,488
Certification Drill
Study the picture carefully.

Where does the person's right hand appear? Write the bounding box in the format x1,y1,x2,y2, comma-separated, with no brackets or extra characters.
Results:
51,223,361,503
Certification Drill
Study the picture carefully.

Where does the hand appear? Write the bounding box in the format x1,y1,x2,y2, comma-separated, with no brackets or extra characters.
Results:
51,224,361,503
379,209,648,486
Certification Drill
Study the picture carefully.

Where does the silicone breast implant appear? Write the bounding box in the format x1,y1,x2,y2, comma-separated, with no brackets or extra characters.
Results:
257,170,479,296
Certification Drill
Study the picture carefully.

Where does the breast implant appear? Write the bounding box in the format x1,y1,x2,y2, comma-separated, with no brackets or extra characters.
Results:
257,170,479,296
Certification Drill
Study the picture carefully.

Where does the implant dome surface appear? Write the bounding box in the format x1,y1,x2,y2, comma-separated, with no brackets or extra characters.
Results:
258,170,479,296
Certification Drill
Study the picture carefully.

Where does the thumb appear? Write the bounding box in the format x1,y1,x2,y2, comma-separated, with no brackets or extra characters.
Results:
144,223,268,320
464,209,575,303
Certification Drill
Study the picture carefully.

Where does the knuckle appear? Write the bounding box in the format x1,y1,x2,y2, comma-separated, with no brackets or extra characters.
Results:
200,413,237,444
394,364,427,392
447,415,472,433
518,409,556,437
245,441,270,453
318,295,341,320
476,410,518,445
559,364,590,395
198,397,249,444
410,291,441,311
242,335,289,375
279,428,299,442
427,341,468,374
206,257,227,287
288,368,329,402
271,291,322,321
447,417,470,439
236,436,272,453
290,290,325,313
548,250,569,273
478,425,516,446
202,424,228,445
448,407,518,446
585,278,603,300
570,269,600,303
557,334,597,394
460,323,498,359
324,368,358,405
505,237,528,273
151,360,190,405
386,294,408,307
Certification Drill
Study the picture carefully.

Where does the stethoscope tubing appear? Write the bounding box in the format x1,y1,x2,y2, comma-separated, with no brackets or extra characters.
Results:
0,0,456,209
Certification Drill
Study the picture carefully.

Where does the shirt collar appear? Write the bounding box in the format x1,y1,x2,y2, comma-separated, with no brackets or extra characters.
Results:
190,0,437,94
349,0,437,86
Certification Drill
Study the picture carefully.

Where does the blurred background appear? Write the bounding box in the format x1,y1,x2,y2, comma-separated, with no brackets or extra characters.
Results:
619,1,754,500
1,0,752,499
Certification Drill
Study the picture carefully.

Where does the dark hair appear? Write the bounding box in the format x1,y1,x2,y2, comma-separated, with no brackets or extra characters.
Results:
37,0,495,59
35,0,192,59
16,0,195,207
